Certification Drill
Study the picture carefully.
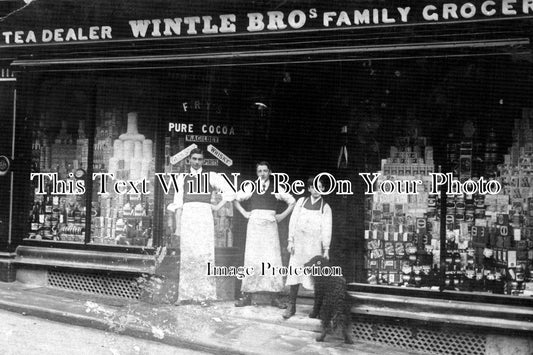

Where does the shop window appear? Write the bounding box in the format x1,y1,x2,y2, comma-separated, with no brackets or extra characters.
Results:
28,77,92,243
162,69,237,249
27,75,158,247
24,60,533,296
364,137,439,288
361,58,533,297
90,76,157,247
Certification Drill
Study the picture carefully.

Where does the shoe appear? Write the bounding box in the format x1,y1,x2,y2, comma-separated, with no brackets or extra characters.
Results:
282,303,296,319
271,297,288,309
235,294,252,307
282,285,298,318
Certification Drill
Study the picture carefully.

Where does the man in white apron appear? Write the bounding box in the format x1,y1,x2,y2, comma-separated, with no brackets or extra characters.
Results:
283,176,332,318
167,149,228,305
234,161,295,307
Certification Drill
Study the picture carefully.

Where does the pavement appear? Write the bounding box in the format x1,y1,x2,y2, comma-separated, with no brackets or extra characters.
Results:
0,282,421,355
0,309,208,355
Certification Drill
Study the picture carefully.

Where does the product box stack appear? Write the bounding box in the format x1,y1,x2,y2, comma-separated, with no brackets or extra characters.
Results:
76,120,88,170
381,136,435,176
92,112,154,247
365,136,440,288
437,109,532,295
107,112,154,182
432,167,516,292
508,108,533,166
93,111,120,172
492,111,533,295
51,120,76,171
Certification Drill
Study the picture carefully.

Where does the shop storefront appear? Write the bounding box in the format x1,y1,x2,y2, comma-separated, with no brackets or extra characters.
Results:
0,0,532,354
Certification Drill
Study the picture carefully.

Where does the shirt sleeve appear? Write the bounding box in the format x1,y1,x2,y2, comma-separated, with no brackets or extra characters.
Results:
321,203,333,250
166,173,185,212
235,188,253,202
274,185,296,205
288,197,304,245
209,172,236,202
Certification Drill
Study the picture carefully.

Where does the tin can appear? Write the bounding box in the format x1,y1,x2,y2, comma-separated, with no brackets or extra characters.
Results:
428,197,436,207
475,196,485,208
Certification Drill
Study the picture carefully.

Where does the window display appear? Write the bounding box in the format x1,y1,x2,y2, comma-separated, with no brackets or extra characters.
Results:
90,110,155,246
27,76,158,247
364,134,440,287
88,74,160,247
28,79,91,243
364,113,533,297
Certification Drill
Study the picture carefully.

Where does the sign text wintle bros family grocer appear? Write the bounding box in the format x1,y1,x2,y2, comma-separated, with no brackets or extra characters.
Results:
2,0,533,45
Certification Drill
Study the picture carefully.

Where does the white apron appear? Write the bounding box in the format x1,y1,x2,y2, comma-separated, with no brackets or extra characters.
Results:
286,200,324,290
179,202,217,302
241,209,284,293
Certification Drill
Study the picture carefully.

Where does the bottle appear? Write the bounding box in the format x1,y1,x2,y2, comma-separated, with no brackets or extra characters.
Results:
45,194,53,214
453,252,461,266
91,202,100,218
31,202,40,232
445,251,453,270
67,203,75,224
144,201,150,216
73,204,81,223
226,229,233,247
38,201,45,225
58,161,67,181
59,201,65,224
475,267,484,291
442,273,449,288
485,128,499,177
80,206,86,225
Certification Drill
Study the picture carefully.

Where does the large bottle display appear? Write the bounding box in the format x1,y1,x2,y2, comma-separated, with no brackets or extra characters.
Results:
29,115,88,243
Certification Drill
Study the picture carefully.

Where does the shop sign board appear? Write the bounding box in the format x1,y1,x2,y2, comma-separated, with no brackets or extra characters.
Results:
185,135,220,143
207,144,233,167
170,143,197,165
169,122,235,136
1,0,532,47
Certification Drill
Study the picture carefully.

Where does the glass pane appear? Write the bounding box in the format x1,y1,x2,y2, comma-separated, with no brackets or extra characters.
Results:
163,69,236,249
90,75,156,247
27,77,91,243
359,58,531,296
